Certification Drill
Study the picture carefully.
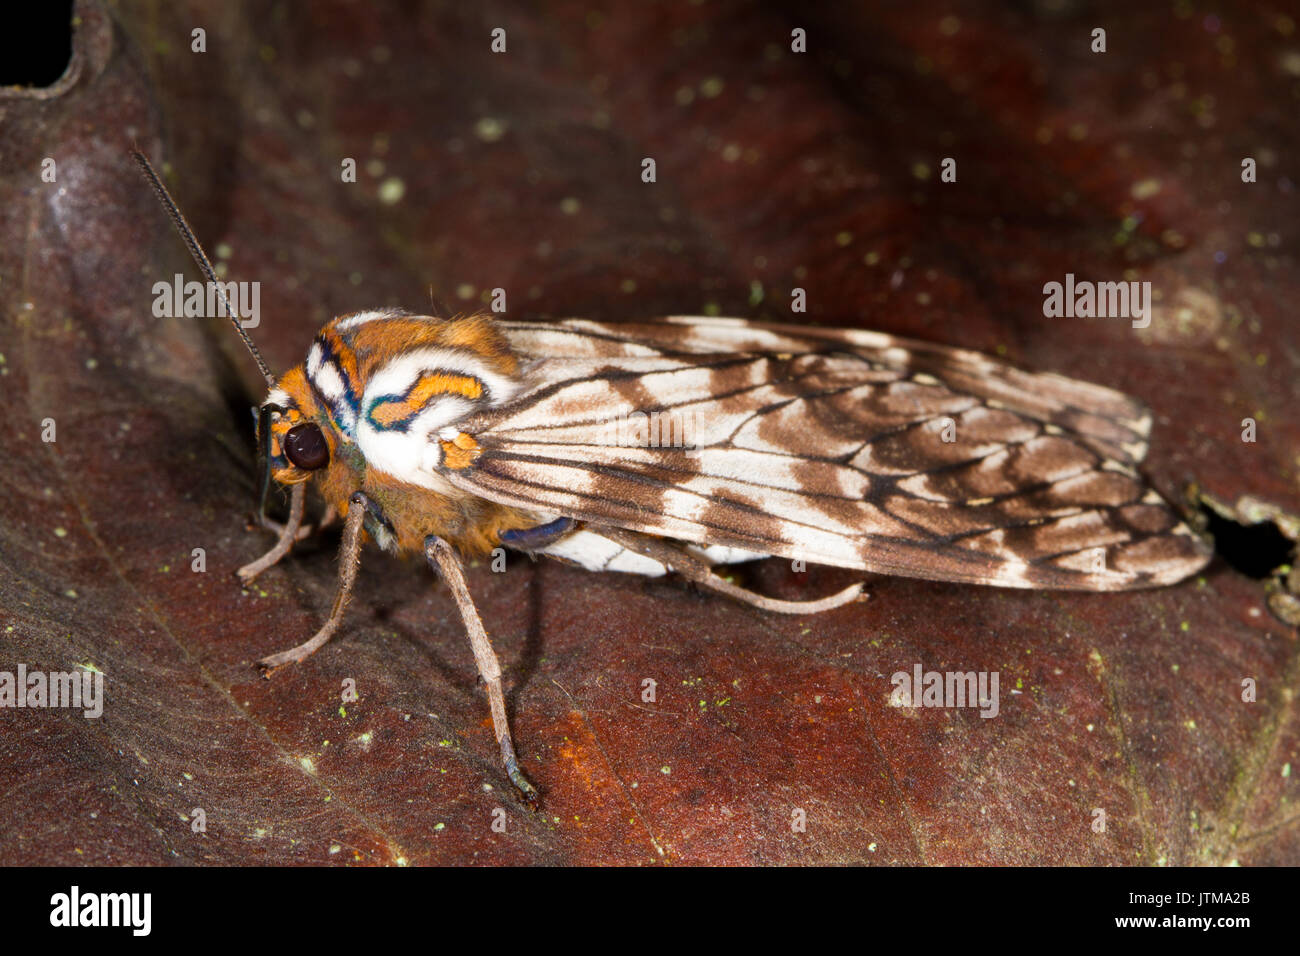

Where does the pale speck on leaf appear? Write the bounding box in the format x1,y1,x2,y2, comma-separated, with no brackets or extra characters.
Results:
378,177,406,204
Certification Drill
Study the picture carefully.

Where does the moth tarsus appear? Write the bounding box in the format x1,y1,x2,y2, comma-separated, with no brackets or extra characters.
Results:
134,149,1212,802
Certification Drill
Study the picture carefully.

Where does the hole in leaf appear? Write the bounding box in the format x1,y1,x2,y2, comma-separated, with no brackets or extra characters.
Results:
0,0,74,88
1200,503,1295,579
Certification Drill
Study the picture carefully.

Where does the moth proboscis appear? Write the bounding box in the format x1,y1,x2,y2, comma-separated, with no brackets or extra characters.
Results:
131,150,1211,803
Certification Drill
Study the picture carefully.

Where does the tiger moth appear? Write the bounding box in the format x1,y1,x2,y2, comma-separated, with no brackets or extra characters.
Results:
133,151,1211,802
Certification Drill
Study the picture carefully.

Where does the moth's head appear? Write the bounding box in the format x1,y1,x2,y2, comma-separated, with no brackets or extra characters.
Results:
258,366,340,485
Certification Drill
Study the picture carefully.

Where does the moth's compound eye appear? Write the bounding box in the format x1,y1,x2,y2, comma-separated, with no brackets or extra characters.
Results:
284,422,330,470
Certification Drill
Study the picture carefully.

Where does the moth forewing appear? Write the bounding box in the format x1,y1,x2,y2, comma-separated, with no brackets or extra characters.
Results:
135,150,1211,804
448,316,1211,592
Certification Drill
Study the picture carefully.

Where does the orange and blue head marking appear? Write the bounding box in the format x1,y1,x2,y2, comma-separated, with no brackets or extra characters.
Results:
257,309,524,500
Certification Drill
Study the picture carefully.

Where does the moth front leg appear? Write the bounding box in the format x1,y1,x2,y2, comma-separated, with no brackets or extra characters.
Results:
237,482,306,583
240,490,340,584
257,490,371,672
252,501,338,544
425,535,539,804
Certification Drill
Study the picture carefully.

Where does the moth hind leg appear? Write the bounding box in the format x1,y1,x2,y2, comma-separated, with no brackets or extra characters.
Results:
595,527,866,614
689,563,865,614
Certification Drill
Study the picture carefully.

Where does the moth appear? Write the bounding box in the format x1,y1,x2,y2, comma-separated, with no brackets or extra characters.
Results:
132,151,1211,802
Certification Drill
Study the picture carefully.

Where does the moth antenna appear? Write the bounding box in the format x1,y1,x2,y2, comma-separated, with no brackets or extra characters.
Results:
131,150,278,387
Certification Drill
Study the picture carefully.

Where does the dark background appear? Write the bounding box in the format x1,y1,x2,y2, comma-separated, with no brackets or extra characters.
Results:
0,0,1296,864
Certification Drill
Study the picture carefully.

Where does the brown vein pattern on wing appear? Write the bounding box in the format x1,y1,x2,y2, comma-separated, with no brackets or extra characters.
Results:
440,318,1209,590
502,316,1152,463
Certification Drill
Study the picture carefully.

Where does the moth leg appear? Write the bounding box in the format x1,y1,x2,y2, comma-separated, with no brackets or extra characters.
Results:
257,491,368,672
314,503,339,530
237,482,306,583
254,502,338,544
595,527,865,614
684,561,864,614
425,535,539,804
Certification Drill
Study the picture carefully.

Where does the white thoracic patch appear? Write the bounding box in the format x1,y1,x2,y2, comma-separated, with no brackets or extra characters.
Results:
354,347,523,491
306,342,358,433
309,347,347,399
356,423,460,493
366,347,521,409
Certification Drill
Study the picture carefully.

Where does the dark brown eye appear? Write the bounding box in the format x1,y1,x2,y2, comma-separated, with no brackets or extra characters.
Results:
284,422,329,470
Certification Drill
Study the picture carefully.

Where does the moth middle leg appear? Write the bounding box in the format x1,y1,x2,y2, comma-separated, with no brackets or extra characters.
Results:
237,482,306,583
